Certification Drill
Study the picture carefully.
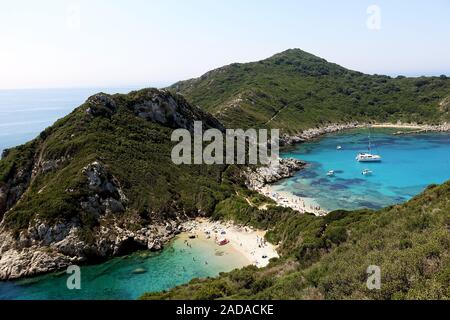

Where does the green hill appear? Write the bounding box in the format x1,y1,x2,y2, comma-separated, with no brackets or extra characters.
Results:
142,181,450,300
170,49,450,133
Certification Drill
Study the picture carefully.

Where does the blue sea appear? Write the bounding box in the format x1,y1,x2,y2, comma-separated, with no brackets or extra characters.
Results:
279,128,450,211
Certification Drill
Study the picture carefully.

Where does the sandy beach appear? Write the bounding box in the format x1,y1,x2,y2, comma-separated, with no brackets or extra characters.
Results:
182,218,279,268
371,123,427,129
256,184,328,216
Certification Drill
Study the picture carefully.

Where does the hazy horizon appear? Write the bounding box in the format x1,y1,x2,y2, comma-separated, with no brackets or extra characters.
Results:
1,0,449,90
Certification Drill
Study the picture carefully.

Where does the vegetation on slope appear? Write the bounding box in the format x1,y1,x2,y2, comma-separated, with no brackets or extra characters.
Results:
170,49,450,133
142,182,450,300
0,89,247,240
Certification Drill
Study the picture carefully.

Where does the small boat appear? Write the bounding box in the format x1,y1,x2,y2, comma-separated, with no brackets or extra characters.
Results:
217,238,229,246
356,127,382,162
327,170,335,177
337,146,342,150
362,169,373,176
356,153,382,162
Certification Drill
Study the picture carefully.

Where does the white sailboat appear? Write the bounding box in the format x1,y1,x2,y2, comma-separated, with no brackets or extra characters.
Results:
356,127,382,162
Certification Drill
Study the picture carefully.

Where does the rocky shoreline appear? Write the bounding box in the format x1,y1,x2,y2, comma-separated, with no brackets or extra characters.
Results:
280,121,450,145
243,158,307,190
0,216,187,280
0,159,190,281
280,122,363,145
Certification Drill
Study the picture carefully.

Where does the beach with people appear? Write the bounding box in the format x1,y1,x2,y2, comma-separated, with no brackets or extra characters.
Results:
182,218,279,268
256,184,328,216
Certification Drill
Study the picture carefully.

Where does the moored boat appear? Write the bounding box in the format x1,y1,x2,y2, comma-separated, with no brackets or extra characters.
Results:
356,127,382,162
356,153,382,162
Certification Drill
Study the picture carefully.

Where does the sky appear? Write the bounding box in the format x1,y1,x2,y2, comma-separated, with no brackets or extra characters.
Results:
1,0,449,89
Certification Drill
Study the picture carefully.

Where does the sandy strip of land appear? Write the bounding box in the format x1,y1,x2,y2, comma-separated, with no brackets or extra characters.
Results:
256,185,328,217
182,218,279,268
371,122,450,132
371,123,428,129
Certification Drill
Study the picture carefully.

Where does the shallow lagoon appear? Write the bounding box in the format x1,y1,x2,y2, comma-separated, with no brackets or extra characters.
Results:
0,234,249,300
278,128,450,211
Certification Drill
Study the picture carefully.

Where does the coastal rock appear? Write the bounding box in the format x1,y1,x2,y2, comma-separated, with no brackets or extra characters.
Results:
36,156,70,175
244,158,306,189
0,245,75,280
0,216,183,280
86,93,117,116
81,161,128,216
127,89,224,132
281,122,362,145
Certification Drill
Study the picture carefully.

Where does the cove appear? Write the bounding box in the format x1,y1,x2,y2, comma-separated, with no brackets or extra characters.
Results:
278,128,450,211
0,234,249,300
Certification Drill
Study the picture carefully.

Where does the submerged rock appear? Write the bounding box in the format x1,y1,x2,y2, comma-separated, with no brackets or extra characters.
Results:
132,268,147,275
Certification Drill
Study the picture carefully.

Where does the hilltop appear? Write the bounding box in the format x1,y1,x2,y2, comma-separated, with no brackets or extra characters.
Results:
170,49,450,133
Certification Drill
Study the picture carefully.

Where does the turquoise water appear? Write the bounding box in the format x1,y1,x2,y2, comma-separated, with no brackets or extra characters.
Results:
279,129,450,211
0,235,248,300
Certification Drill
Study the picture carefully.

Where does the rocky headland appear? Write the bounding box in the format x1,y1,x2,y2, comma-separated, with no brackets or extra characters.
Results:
0,89,227,280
